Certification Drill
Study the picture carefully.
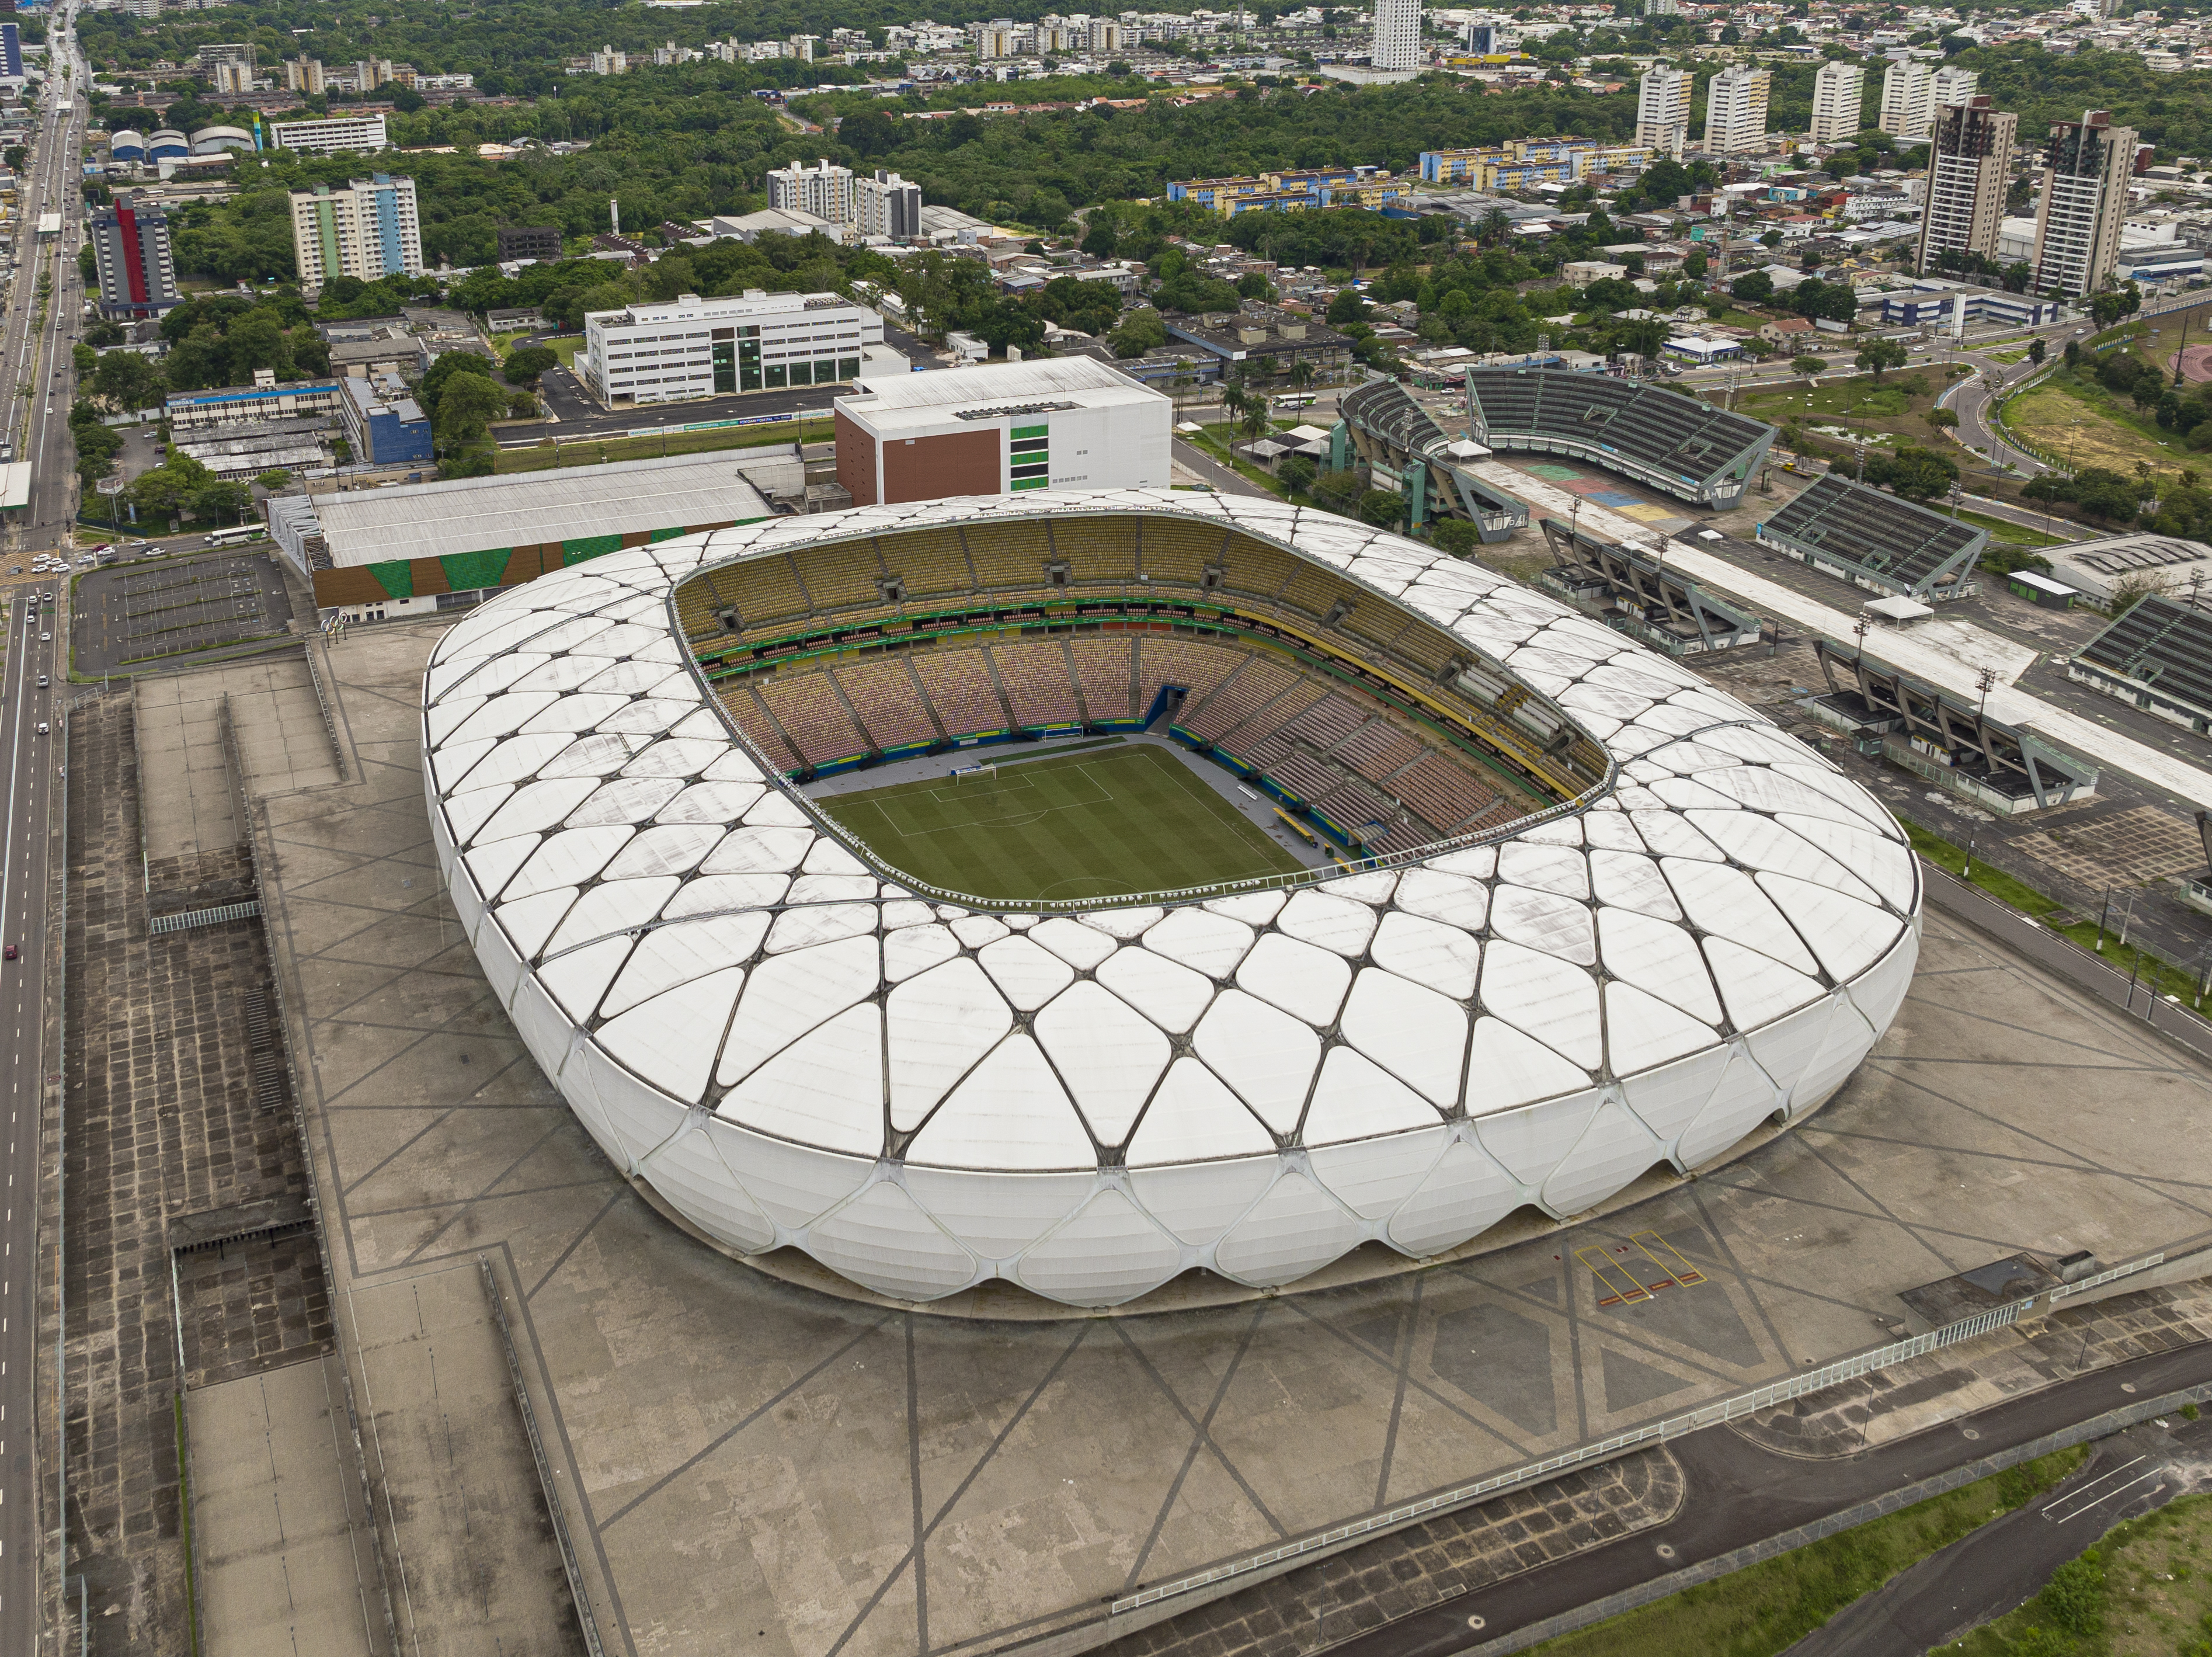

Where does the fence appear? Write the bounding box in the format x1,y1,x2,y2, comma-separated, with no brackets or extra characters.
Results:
300,636,347,781
479,1258,607,1657
1920,861,2212,1065
1469,1371,2212,1657
147,900,261,935
1108,1249,2165,1617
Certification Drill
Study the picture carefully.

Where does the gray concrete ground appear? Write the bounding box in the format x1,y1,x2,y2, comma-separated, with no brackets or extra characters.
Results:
240,615,2212,1657
189,1354,382,1657
133,654,342,862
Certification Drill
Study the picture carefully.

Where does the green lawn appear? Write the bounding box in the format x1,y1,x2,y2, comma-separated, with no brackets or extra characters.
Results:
1952,507,2071,547
815,742,1305,903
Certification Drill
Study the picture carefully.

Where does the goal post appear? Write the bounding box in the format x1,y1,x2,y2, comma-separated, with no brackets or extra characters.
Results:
948,762,998,783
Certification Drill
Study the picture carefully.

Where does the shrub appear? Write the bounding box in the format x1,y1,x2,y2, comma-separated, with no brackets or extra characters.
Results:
2040,1551,2106,1637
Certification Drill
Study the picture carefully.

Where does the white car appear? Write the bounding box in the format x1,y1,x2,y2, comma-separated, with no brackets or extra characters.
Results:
40,632,49,641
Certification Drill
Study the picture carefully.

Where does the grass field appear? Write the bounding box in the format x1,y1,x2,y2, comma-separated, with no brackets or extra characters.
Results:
815,742,1306,902
493,418,836,474
2001,370,2185,477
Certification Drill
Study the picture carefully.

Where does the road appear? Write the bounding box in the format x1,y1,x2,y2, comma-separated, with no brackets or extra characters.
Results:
0,12,88,1651
1785,1412,2210,1655
1334,1338,2212,1657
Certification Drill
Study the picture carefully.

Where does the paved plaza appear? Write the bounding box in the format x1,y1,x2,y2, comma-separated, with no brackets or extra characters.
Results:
236,616,2212,1657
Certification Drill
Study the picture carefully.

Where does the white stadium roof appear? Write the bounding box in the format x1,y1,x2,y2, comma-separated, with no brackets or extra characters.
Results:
422,489,1922,1308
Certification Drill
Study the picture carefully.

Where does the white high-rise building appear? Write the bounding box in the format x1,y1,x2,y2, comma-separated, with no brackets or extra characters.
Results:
1932,65,1978,107
1810,60,1865,143
766,158,857,225
2032,109,2138,298
1371,0,1423,71
1879,58,1934,139
856,171,922,240
1636,65,1692,158
288,174,423,287
1702,66,1771,154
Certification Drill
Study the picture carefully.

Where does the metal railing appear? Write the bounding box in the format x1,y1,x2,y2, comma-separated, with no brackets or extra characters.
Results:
479,1257,606,1657
148,901,261,935
299,636,347,781
1108,1249,2166,1616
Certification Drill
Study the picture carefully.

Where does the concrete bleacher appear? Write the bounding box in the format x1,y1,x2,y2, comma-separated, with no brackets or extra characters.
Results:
2072,592,2212,731
1069,637,1138,721
910,647,1010,737
967,523,1056,590
758,671,868,767
1184,656,1302,742
1135,635,1246,715
989,638,1083,725
1465,368,1774,507
1756,473,1987,602
884,530,978,600
834,656,940,751
722,684,802,771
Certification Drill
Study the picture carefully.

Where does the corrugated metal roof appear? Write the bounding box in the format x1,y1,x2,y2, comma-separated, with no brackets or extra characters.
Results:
315,450,788,568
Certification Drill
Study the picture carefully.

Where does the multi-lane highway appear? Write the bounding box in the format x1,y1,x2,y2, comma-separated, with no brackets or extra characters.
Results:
0,9,88,1649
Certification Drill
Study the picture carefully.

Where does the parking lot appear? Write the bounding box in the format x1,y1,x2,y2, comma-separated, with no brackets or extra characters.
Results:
71,550,297,675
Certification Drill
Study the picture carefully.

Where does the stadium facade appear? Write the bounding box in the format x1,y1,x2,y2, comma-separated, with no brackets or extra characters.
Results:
422,491,1922,1308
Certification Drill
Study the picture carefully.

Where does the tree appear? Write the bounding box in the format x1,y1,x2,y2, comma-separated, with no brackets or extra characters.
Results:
1856,338,1910,380
1325,287,1369,327
1107,307,1167,360
2028,338,2047,365
91,350,166,414
1310,467,1365,513
503,344,558,384
431,371,512,475
1240,399,1271,443
1729,271,1774,303
1355,489,1402,528
1790,355,1828,377
254,468,291,492
1279,456,1317,495
1925,407,1959,429
1428,517,1480,557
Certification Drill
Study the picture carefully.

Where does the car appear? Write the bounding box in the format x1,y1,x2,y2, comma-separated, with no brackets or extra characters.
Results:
40,632,49,641
37,674,47,687
35,722,46,734
7,568,16,575
3,945,16,961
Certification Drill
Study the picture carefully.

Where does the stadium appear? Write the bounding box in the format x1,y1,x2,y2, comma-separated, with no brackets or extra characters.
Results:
420,489,1922,1308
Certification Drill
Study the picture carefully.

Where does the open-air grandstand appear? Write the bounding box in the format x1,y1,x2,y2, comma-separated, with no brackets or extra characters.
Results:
1811,637,2098,812
1537,516,1764,656
1463,369,1775,508
2068,590,2212,735
1335,380,1531,542
677,508,1607,853
1754,473,1987,602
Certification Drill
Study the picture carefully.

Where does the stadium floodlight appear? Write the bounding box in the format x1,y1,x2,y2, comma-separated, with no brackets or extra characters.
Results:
422,489,1922,1309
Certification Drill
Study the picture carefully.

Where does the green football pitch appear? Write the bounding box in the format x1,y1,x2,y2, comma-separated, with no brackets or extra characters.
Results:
813,741,1308,902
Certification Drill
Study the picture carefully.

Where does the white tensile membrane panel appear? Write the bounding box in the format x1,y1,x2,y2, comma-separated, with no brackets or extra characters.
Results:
422,491,1923,1308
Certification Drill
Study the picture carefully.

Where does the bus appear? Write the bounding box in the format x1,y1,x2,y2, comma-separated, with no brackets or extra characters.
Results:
203,524,267,548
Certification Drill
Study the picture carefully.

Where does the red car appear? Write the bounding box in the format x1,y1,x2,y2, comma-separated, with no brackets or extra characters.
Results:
2,944,16,961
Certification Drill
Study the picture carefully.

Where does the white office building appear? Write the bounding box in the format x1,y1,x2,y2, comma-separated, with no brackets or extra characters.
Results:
288,173,423,286
1810,60,1865,143
1636,66,1691,158
583,289,885,405
856,170,923,240
1371,0,1422,71
1702,66,1771,154
767,158,857,226
268,113,389,155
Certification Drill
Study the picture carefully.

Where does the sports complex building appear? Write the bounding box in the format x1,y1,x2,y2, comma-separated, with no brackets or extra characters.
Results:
423,489,1922,1308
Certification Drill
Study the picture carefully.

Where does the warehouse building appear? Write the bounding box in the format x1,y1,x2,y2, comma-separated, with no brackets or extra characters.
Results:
832,357,1170,506
279,448,804,620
